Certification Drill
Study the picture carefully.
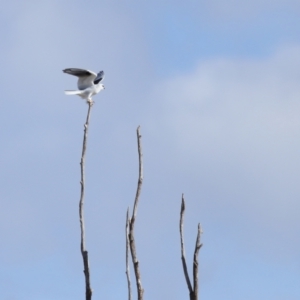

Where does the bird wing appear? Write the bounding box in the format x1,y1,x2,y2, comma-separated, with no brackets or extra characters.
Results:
63,68,97,90
94,71,105,84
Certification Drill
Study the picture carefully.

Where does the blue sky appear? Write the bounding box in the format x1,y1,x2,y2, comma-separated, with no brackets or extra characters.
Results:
1,1,300,299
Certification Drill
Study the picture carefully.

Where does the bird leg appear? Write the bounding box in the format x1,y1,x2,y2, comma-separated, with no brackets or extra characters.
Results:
87,98,94,105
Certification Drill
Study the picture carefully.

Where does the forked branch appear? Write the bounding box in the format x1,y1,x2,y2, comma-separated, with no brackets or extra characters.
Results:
180,194,203,300
127,126,144,300
79,102,93,300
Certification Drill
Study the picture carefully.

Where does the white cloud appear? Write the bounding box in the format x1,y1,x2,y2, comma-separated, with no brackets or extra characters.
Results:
148,44,300,259
155,44,300,161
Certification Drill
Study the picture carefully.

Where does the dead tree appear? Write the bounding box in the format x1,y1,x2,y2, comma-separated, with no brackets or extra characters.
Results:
180,194,203,300
126,126,144,300
79,102,93,300
75,99,202,300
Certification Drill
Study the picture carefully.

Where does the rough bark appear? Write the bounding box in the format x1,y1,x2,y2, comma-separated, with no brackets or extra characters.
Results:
79,102,93,300
128,126,144,300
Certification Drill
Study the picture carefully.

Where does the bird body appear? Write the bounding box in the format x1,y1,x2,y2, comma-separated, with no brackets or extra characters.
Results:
63,68,105,103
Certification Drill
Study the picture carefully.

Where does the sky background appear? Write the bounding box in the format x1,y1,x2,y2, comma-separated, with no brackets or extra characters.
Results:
1,1,300,299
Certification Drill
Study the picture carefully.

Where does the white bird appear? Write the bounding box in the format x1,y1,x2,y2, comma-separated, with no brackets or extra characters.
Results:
63,68,105,103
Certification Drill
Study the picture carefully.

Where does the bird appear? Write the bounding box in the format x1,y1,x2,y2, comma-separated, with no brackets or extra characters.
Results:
63,68,105,104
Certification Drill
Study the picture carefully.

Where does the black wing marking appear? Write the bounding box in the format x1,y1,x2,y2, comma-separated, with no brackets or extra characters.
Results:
94,71,105,84
63,68,94,77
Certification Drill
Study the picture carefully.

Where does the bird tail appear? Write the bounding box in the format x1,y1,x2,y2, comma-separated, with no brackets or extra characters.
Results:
64,90,81,95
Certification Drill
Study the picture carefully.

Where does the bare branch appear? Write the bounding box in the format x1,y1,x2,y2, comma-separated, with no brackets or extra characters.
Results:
131,126,143,225
193,223,203,299
180,195,203,300
126,208,132,300
180,194,193,295
79,102,93,300
128,126,144,300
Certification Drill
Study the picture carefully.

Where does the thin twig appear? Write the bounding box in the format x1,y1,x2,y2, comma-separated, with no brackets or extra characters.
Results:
193,223,203,300
128,126,144,300
180,195,193,296
79,101,93,300
126,208,132,300
131,126,143,225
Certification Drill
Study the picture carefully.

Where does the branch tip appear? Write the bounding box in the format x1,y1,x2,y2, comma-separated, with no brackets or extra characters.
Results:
181,199,185,212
